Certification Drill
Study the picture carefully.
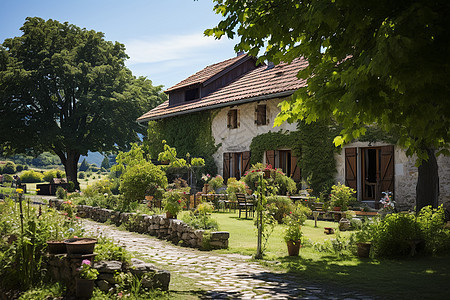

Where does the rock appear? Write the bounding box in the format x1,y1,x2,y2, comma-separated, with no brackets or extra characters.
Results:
94,260,123,273
95,279,111,291
210,231,230,240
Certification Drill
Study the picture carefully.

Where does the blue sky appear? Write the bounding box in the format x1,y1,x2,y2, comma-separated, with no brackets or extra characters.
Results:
0,0,240,89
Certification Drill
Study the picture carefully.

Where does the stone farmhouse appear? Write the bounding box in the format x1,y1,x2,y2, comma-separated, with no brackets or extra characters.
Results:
138,53,449,210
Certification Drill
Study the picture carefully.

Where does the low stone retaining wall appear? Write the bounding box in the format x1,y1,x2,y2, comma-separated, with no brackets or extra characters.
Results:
49,199,229,249
48,255,170,294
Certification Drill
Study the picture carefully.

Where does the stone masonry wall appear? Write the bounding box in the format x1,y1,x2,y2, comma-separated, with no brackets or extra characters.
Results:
49,199,229,250
47,255,170,294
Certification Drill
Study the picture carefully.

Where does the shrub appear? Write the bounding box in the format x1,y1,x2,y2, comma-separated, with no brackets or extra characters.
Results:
83,179,113,197
119,161,168,202
372,213,421,257
182,202,218,230
2,161,16,174
56,187,67,199
209,175,224,191
272,171,297,195
225,178,247,201
266,195,294,223
417,205,450,254
78,171,85,179
15,164,24,172
43,169,65,182
19,170,44,183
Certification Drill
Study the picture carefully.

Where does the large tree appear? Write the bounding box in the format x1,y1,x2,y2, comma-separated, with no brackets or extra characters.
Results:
0,17,166,188
207,0,449,210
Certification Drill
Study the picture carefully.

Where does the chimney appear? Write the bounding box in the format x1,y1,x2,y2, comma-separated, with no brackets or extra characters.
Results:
237,51,245,57
266,61,275,70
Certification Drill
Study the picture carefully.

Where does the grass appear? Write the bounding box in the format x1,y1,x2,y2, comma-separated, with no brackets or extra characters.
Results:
210,211,450,299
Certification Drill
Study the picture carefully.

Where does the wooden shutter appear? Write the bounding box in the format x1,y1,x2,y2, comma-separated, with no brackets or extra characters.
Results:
266,150,276,167
379,145,394,198
290,153,301,182
345,147,358,191
223,153,231,181
242,151,251,176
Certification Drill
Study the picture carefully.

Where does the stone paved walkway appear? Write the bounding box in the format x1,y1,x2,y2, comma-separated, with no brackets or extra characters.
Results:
81,219,377,299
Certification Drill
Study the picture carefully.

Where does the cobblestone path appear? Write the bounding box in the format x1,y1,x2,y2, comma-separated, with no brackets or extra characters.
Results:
81,219,376,299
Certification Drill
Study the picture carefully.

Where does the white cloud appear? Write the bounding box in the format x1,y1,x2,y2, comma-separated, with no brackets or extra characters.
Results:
124,33,228,65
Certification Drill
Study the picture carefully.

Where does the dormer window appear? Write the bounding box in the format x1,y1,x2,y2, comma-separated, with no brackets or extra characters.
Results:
185,88,199,101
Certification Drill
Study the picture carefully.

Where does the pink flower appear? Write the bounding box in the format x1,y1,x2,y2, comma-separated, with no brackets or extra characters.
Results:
74,235,78,238
75,216,80,219
118,292,123,298
81,259,91,266
177,199,181,203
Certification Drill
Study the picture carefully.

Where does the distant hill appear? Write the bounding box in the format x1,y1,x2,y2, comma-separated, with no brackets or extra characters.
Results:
78,151,104,167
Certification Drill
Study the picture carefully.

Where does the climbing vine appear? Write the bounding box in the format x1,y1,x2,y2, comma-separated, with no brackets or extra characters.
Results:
250,121,339,196
297,120,339,196
144,110,219,175
249,130,301,165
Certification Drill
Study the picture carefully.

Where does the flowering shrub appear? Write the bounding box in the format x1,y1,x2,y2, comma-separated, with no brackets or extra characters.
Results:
162,190,185,215
266,195,294,224
242,163,296,195
78,259,99,280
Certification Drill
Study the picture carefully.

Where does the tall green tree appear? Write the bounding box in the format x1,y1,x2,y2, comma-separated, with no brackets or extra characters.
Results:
207,0,449,210
0,17,166,188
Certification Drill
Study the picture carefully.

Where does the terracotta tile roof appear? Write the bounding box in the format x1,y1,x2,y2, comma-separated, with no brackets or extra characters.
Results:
165,54,250,92
137,57,308,122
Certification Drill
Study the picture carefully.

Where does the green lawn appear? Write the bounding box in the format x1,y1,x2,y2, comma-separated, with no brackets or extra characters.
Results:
210,211,450,299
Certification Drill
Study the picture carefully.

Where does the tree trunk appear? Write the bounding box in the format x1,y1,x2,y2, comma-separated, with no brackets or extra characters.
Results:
55,149,80,191
416,147,439,213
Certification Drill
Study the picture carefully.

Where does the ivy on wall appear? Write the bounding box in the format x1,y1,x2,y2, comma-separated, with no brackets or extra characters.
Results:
249,121,339,196
249,130,301,165
297,120,339,196
144,111,219,176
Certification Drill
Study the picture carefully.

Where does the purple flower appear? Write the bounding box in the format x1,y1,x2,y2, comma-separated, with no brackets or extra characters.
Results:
82,259,91,266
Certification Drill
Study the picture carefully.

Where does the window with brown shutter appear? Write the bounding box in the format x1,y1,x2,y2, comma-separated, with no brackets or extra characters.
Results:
227,109,238,129
255,105,267,125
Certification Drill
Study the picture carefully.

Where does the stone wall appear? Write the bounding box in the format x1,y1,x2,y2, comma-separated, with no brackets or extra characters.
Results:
47,255,170,294
49,199,229,250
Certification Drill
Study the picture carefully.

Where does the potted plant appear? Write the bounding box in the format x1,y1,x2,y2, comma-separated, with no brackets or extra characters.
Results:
162,190,185,219
354,219,375,258
282,205,310,256
330,182,356,211
65,237,97,255
47,223,66,254
76,259,99,298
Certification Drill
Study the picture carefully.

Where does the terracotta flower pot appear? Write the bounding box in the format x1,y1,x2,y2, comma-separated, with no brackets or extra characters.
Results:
286,240,301,256
166,211,177,219
356,242,372,258
64,238,97,255
76,278,95,298
47,240,66,254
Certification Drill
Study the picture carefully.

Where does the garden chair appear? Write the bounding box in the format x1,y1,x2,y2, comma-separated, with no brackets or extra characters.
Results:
236,193,254,219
